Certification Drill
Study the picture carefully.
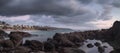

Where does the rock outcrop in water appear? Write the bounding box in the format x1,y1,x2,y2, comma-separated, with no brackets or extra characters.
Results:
53,33,85,47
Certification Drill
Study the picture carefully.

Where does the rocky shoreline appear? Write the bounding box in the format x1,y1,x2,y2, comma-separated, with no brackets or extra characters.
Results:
0,21,120,53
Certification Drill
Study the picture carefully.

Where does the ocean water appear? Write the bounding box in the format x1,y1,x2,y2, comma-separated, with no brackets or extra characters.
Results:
5,29,113,53
5,29,74,42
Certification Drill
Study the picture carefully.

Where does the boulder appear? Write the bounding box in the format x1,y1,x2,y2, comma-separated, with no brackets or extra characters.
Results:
103,46,108,48
24,40,43,51
0,30,8,37
9,32,23,47
98,46,105,53
94,42,101,47
103,21,120,49
87,43,94,48
53,33,76,47
0,40,14,48
0,30,8,39
44,41,55,52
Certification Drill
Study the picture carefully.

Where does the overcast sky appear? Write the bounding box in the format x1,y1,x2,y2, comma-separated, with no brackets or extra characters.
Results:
0,0,120,30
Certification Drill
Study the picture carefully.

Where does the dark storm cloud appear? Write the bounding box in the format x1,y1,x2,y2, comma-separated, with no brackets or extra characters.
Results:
112,0,120,7
0,0,89,16
0,0,116,16
78,0,93,4
0,0,12,7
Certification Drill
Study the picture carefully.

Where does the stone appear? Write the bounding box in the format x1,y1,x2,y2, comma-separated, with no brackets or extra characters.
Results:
44,41,55,52
9,32,23,47
0,30,8,37
94,42,101,47
98,46,105,53
0,30,8,39
0,40,14,48
53,33,76,47
103,46,108,48
24,40,43,51
87,43,94,48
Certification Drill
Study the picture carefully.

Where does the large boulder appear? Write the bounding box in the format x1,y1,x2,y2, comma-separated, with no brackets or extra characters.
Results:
104,21,120,49
53,33,76,47
24,40,43,51
44,41,55,52
0,40,14,48
9,32,23,47
98,46,105,53
0,30,8,36
53,33,85,47
87,43,94,48
94,42,101,47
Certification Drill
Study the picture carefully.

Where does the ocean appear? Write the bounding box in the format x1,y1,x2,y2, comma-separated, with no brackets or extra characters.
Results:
5,29,74,42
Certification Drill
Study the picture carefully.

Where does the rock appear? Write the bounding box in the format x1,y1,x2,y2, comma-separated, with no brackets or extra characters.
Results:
0,30,8,39
103,46,108,48
13,46,31,53
44,41,55,52
0,30,8,37
87,43,94,48
9,31,32,37
94,42,101,47
98,46,105,53
0,40,14,48
24,40,43,51
68,34,85,46
104,21,120,41
103,21,120,49
110,48,120,53
59,48,85,53
53,33,85,47
53,33,76,47
9,32,23,47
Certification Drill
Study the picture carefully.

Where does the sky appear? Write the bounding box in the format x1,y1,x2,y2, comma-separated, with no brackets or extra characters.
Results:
0,0,120,30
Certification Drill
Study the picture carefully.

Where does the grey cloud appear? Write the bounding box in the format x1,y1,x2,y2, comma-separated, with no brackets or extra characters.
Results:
0,0,115,16
0,0,88,16
29,15,98,30
0,0,12,7
97,0,113,4
112,0,120,7
78,0,93,4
